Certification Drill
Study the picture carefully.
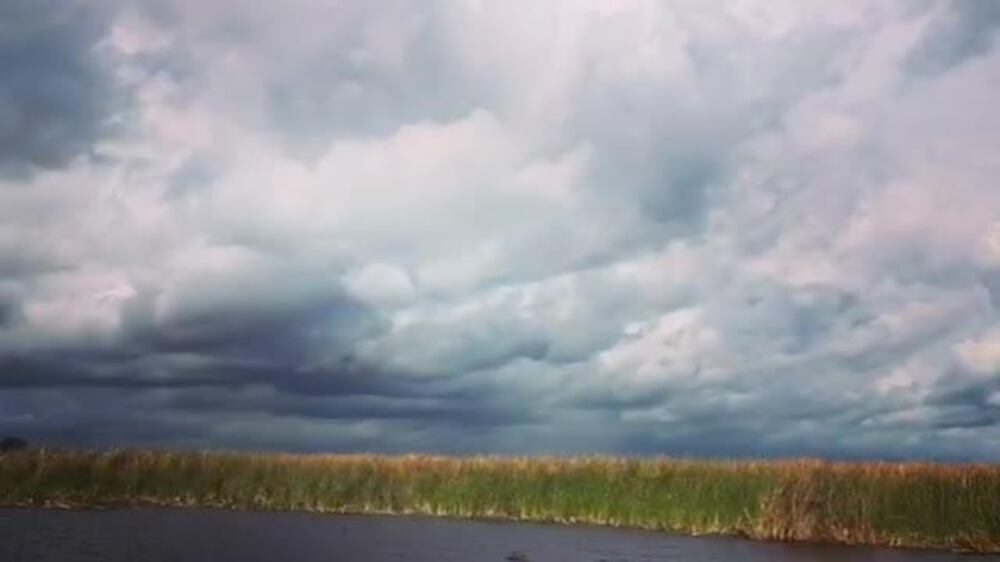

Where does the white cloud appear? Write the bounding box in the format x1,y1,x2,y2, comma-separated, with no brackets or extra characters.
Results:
955,327,1000,376
342,263,415,307
2,0,1000,458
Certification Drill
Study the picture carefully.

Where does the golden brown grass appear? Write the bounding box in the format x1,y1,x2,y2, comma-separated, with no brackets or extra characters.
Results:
1,449,998,552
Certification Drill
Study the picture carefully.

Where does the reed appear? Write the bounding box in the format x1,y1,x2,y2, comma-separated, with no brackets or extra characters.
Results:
1,449,998,552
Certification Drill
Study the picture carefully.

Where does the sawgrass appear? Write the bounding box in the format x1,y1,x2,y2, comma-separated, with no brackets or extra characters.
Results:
1,449,998,552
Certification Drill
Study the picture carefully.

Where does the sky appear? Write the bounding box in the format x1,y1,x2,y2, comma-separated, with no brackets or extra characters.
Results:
1,1,999,459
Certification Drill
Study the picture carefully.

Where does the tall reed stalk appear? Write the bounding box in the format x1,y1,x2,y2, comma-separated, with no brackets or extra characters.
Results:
2,450,998,552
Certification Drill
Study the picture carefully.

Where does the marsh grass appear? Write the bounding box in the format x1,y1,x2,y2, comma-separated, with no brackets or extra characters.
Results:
1,450,998,552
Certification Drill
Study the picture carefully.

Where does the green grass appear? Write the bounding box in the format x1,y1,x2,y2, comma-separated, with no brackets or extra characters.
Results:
1,450,999,552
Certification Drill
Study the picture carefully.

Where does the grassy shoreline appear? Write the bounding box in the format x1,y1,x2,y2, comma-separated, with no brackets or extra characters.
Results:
1,450,998,552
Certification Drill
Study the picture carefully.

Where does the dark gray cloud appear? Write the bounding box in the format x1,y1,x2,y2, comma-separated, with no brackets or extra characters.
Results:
1,1,999,459
906,0,1000,76
0,297,21,328
0,0,115,175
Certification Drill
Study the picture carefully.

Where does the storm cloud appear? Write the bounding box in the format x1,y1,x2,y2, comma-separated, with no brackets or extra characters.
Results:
1,1,999,459
0,0,117,175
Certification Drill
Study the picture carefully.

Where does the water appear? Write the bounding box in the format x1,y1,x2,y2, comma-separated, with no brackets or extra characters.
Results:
0,508,993,562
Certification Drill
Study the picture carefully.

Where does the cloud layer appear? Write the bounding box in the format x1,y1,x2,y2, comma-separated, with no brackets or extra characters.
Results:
1,0,999,459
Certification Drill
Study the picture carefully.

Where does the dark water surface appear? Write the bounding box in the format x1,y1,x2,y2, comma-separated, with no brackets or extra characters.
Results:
0,508,994,562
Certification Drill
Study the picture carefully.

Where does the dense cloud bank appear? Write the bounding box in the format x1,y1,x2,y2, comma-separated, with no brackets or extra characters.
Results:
1,1,999,458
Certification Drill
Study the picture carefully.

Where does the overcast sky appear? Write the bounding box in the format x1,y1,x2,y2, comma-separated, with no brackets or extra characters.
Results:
1,1,999,459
